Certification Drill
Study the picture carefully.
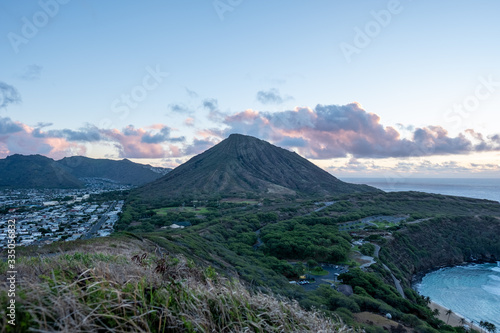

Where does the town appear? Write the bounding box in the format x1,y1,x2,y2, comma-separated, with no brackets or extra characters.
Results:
0,186,127,249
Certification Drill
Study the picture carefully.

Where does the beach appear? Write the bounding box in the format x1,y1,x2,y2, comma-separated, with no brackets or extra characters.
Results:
429,301,482,331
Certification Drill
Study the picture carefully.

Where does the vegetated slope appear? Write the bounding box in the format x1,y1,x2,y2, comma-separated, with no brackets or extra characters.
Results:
380,215,500,285
58,156,171,186
0,234,349,332
332,191,500,218
137,134,378,200
0,154,83,188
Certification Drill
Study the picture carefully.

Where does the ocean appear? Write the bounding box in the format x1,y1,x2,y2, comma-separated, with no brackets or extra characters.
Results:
341,177,500,203
415,264,500,328
342,177,500,327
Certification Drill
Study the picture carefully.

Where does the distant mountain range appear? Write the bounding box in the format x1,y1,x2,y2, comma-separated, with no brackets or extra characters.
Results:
136,133,378,200
0,155,171,189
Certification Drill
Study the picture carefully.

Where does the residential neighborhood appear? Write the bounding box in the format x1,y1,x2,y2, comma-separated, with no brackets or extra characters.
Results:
0,187,125,248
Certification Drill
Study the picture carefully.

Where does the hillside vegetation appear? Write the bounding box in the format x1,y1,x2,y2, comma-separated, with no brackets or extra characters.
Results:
381,215,500,285
0,234,349,333
3,190,499,331
105,189,500,332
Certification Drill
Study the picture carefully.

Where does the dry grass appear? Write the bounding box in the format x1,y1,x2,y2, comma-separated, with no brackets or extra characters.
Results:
1,239,353,333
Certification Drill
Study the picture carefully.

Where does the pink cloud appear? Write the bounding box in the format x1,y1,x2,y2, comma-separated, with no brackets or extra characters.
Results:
219,103,500,159
102,127,170,158
0,118,87,159
1,102,499,162
0,118,185,159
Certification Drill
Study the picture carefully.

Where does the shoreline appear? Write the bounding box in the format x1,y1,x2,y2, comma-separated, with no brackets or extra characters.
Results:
412,262,499,331
411,259,499,287
428,301,482,331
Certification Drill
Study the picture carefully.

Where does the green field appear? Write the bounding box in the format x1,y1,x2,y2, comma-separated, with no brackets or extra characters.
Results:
371,220,402,229
155,206,211,215
221,199,259,204
308,268,329,276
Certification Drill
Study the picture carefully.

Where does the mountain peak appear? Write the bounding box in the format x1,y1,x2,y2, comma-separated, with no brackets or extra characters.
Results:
136,134,378,200
227,133,260,140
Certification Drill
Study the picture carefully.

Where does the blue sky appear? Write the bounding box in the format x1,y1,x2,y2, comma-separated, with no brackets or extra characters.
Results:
1,0,499,177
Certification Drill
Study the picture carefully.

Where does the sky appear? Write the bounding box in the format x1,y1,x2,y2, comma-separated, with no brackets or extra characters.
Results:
1,0,500,178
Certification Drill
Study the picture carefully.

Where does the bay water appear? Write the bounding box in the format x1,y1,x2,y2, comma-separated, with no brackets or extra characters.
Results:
416,263,500,328
342,177,500,327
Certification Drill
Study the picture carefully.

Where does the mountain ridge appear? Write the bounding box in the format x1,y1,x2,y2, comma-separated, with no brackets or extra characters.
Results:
58,156,171,186
0,154,171,188
0,154,83,189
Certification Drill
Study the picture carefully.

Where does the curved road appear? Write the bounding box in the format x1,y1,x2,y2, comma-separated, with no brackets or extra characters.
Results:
370,243,406,299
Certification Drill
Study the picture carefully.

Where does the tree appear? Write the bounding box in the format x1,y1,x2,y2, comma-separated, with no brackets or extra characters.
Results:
294,262,305,276
432,308,440,318
481,321,497,333
445,309,453,324
480,321,486,333
459,318,466,327
307,259,318,270
480,321,496,333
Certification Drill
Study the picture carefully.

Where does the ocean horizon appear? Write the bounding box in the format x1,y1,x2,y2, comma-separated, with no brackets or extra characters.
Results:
341,177,500,203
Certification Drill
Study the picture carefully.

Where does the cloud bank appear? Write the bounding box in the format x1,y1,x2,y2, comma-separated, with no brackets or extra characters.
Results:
216,103,500,159
330,158,500,176
1,103,499,169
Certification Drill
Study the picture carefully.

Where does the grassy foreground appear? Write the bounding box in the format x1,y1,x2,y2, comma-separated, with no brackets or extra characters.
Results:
0,235,351,333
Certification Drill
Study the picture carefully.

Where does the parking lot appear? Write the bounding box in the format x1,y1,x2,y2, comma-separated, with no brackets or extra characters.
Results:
296,264,349,292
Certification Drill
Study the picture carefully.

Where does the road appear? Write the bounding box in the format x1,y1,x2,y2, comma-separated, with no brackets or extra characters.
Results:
338,215,408,232
371,242,406,299
373,243,381,258
303,201,336,216
312,201,336,213
253,229,264,250
81,202,116,240
382,263,406,299
406,217,432,225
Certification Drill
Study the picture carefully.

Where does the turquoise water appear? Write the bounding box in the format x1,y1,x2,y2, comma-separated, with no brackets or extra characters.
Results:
416,263,500,328
342,178,500,326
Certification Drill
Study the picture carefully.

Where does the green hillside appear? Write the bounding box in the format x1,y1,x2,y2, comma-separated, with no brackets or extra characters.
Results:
58,156,170,186
0,154,171,188
0,154,83,189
